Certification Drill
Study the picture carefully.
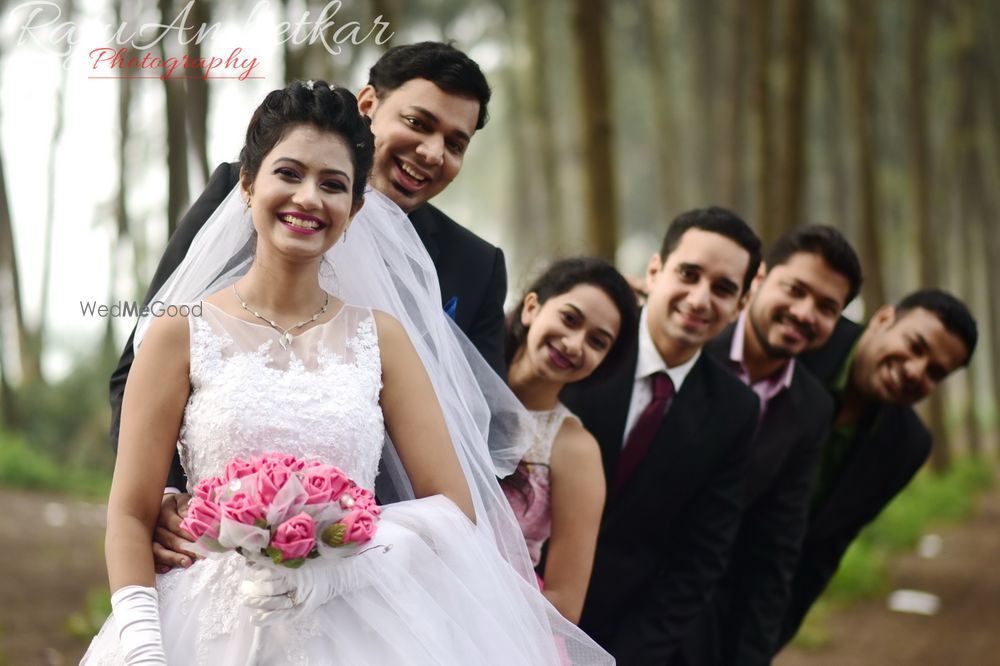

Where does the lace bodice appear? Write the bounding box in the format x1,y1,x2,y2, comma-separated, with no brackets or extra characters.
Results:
180,302,384,491
502,403,576,568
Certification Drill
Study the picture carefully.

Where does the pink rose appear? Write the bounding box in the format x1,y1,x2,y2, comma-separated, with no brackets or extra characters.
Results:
346,485,380,516
339,508,378,544
180,496,221,540
192,475,225,502
221,491,266,526
270,512,316,561
223,457,258,481
258,452,305,471
301,465,352,505
256,459,293,506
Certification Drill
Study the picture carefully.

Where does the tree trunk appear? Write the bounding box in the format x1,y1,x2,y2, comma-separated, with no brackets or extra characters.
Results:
572,0,618,260
639,0,681,214
524,0,564,246
848,0,886,313
692,0,720,203
159,0,189,238
498,0,545,268
778,0,811,238
185,0,211,183
908,0,949,465
980,0,1000,448
750,0,775,242
952,4,985,457
720,0,748,210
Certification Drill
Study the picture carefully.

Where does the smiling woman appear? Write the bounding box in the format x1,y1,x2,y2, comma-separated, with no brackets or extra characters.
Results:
502,257,638,624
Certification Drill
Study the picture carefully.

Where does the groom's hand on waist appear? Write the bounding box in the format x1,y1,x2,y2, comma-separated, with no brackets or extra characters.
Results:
153,492,198,574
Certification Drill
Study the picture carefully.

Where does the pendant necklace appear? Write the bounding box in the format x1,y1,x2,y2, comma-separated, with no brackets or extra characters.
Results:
232,283,329,349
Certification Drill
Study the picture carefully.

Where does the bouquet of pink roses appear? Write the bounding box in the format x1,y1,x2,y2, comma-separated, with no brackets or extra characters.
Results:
180,452,380,568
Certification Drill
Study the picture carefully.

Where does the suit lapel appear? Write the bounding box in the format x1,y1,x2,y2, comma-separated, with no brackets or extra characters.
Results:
597,350,640,481
747,373,805,499
408,204,442,265
612,356,713,509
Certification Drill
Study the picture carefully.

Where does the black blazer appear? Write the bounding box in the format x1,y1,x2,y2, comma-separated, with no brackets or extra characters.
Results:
563,344,759,665
109,162,507,488
678,326,832,666
776,317,932,648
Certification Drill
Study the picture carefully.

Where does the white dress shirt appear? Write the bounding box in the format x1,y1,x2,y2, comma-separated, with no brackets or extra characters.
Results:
622,308,701,448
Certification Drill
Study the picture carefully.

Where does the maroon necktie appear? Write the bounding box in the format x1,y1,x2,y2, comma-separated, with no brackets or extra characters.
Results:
612,372,674,496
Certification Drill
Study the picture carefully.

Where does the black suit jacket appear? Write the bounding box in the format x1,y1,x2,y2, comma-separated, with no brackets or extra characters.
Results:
776,317,932,648
109,162,507,488
563,344,759,665
677,326,832,666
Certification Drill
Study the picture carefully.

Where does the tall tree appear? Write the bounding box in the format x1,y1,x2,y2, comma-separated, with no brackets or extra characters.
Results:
847,0,886,311
185,0,211,183
523,0,564,246
720,0,749,210
498,0,547,266
36,0,76,379
159,0,189,237
908,0,949,464
750,0,775,241
639,0,682,215
952,1,986,457
778,0,812,235
572,0,618,260
0,112,37,420
691,0,720,203
978,0,1000,443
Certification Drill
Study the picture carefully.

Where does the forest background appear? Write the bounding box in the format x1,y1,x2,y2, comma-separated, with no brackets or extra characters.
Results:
0,0,997,659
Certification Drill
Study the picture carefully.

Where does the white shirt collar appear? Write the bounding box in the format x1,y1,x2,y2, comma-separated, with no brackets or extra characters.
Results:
635,307,700,392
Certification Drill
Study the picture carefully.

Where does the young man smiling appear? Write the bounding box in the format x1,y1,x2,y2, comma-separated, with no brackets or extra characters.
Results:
679,226,862,666
563,207,762,664
776,288,978,651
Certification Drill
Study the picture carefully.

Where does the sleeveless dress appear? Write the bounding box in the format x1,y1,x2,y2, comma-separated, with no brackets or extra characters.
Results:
82,303,611,665
503,404,576,569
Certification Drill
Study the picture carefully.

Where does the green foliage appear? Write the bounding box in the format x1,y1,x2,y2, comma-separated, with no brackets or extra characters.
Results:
65,587,112,640
10,353,117,473
794,457,995,648
1,351,116,498
0,432,110,499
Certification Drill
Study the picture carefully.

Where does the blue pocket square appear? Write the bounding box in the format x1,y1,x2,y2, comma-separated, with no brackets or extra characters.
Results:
444,296,458,320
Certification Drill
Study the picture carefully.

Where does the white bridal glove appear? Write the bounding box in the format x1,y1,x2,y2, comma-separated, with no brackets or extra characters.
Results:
239,557,365,626
111,585,167,665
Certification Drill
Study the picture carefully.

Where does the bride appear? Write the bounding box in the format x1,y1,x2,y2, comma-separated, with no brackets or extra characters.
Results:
83,81,612,664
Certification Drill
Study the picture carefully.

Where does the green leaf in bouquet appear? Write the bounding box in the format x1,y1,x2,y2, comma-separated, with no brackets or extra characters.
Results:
200,536,228,553
321,522,346,547
307,548,320,559
266,545,285,565
280,557,306,569
254,518,268,529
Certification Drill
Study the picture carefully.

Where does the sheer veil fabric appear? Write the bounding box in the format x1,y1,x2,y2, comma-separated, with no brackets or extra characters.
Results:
134,186,612,664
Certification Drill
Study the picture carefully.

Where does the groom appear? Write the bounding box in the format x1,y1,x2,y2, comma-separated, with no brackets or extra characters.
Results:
108,42,503,569
563,207,762,664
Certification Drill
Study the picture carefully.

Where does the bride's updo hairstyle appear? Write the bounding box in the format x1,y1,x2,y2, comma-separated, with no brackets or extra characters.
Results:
239,80,374,203
505,257,639,384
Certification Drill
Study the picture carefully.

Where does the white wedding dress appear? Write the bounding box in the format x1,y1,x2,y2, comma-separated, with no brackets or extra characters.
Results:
83,302,608,665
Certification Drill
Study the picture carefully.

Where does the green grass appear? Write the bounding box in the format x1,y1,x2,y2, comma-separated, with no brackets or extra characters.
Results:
66,587,112,641
794,457,995,647
0,432,111,499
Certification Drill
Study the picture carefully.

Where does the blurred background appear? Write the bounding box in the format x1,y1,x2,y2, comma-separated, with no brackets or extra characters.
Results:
0,0,997,663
